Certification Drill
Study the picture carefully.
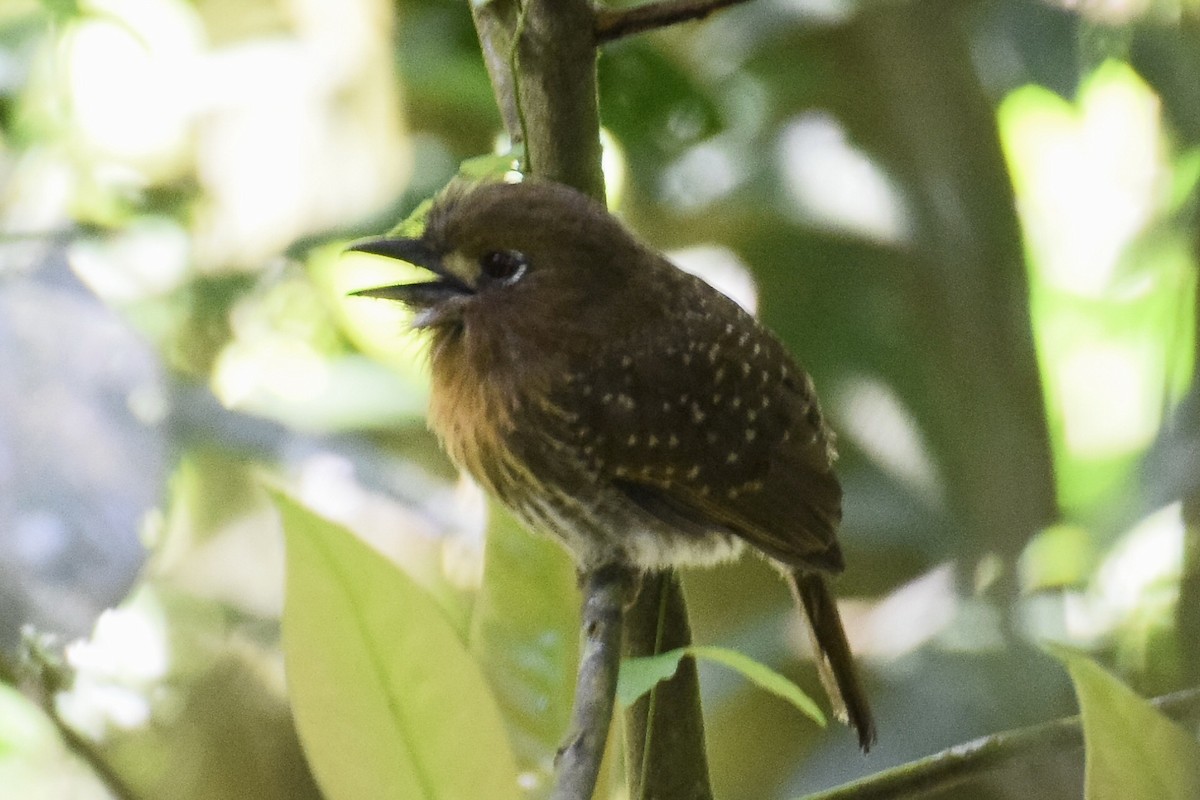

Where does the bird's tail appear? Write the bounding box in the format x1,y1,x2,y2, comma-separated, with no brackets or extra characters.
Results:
787,569,876,751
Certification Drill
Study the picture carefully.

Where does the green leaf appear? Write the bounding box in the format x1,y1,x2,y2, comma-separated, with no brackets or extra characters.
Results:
386,197,435,238
274,491,521,800
1049,645,1200,800
468,503,579,780
618,645,826,726
0,685,111,798
459,151,524,180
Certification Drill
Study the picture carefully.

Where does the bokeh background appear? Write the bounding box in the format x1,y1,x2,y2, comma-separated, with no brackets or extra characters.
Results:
1,0,1197,798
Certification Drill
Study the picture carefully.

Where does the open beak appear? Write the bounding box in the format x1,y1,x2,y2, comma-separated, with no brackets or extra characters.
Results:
346,238,473,305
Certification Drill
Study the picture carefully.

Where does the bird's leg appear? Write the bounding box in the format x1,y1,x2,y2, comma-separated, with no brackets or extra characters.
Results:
551,563,634,800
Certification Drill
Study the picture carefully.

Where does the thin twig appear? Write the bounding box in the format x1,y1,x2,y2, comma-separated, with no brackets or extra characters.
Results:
801,687,1200,800
469,0,525,146
507,0,533,168
551,565,631,800
594,0,753,44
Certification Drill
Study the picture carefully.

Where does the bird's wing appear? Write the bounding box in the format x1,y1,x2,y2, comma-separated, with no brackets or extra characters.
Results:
562,286,843,573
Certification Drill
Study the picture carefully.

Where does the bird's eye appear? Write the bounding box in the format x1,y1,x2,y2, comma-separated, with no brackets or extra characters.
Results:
479,250,529,285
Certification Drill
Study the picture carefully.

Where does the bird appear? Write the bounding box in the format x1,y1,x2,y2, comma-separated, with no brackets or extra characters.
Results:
347,177,876,750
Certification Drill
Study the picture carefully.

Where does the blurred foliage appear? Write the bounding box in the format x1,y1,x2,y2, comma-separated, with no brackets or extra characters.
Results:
1052,646,1200,800
1,0,1199,798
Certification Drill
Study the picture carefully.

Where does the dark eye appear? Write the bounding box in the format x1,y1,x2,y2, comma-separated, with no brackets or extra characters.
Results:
479,250,529,284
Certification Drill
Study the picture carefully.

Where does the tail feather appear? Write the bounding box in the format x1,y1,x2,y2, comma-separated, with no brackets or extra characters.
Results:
787,570,876,751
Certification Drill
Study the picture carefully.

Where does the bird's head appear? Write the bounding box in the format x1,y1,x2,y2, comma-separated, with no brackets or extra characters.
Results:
347,179,652,337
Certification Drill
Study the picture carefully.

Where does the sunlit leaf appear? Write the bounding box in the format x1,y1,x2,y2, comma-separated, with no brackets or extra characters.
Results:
1049,645,1200,800
275,491,521,800
459,151,524,181
618,645,825,725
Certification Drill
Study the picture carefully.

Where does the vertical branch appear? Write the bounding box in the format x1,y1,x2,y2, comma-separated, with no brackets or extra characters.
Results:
470,1,711,797
509,0,606,198
470,0,524,146
551,567,629,800
623,572,713,800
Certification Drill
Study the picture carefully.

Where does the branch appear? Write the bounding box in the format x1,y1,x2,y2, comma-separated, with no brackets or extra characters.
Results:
623,572,713,800
594,0,753,44
469,0,524,146
469,1,710,795
551,566,631,800
496,0,606,198
802,687,1200,800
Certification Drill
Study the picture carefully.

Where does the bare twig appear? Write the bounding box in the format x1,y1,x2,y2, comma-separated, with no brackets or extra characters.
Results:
801,687,1200,800
551,566,631,800
594,0,753,44
469,0,525,146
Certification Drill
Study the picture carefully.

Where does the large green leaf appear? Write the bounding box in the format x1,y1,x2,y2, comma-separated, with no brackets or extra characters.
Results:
468,504,579,786
1051,646,1200,800
275,491,520,800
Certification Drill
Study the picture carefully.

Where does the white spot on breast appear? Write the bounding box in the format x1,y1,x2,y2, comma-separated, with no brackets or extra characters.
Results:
691,403,706,424
626,435,638,446
687,465,700,479
621,355,633,367
726,452,739,464
745,429,756,442
669,435,680,448
647,435,659,448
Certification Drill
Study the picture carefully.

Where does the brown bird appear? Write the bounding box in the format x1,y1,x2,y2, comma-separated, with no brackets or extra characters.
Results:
348,178,876,750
